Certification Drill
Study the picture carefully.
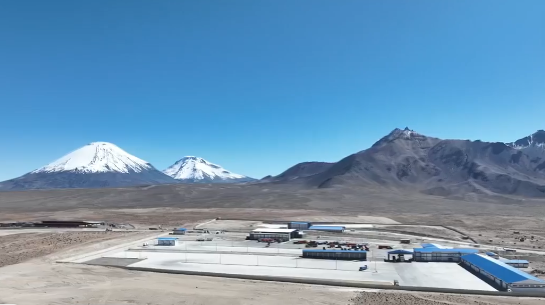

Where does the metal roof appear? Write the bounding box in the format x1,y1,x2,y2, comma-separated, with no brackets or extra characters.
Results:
413,248,478,254
388,249,414,255
174,228,187,231
503,260,529,264
421,243,439,248
461,254,545,284
157,237,178,240
290,221,311,224
485,252,497,256
251,228,297,233
308,226,345,231
303,249,367,253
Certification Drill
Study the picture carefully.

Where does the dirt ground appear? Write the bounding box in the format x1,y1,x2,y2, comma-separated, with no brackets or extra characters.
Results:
1,221,545,304
376,225,468,241
0,231,137,268
350,290,545,305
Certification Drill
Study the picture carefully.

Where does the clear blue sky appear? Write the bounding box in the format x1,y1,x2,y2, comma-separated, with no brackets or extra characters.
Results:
1,0,544,181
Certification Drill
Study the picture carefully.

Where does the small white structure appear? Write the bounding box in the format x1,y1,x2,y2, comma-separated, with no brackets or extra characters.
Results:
249,228,300,241
157,237,178,246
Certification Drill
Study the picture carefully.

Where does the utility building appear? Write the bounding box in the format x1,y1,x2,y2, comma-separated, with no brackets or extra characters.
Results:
172,228,187,235
307,225,345,233
412,248,478,262
157,237,178,246
461,254,545,292
288,221,312,230
503,260,530,268
248,228,301,241
302,249,367,261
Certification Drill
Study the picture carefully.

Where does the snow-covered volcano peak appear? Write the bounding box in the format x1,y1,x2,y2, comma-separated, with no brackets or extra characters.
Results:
32,142,152,174
163,156,251,183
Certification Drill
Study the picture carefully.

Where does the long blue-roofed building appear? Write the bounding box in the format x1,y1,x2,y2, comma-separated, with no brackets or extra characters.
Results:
413,248,478,262
302,249,366,260
288,221,312,230
461,254,545,292
307,225,345,233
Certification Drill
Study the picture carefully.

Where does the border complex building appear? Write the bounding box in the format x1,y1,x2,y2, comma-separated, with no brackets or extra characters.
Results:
302,249,367,261
248,229,301,241
157,237,178,246
461,254,545,292
413,248,479,262
33,220,104,228
307,225,345,233
172,228,187,235
502,260,530,268
288,221,312,230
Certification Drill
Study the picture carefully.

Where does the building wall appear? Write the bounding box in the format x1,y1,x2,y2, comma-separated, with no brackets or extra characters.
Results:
288,222,311,230
303,251,366,261
509,286,545,293
172,230,186,235
413,252,464,262
505,262,529,268
249,233,290,241
158,240,177,246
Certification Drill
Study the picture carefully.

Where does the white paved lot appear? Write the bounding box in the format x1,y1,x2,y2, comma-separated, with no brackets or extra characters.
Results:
103,249,496,291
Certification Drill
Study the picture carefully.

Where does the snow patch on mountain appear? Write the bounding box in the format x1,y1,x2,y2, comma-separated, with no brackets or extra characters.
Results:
508,130,545,150
32,142,152,174
163,156,249,182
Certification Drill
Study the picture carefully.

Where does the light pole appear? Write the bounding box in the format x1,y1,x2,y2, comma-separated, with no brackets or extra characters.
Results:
373,249,378,273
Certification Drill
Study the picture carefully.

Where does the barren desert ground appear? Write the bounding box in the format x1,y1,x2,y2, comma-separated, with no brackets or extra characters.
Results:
3,184,545,304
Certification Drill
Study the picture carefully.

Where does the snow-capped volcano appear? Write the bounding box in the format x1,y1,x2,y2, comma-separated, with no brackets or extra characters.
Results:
33,142,152,174
0,142,177,190
163,156,254,183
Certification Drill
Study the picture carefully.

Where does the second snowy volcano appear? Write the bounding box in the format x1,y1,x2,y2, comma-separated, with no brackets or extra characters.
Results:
163,156,254,183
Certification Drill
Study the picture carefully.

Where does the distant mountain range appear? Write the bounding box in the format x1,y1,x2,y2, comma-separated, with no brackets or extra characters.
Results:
0,142,254,190
262,128,545,199
2,129,545,198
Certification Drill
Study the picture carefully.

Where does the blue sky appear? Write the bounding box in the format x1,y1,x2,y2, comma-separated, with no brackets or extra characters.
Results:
1,0,544,181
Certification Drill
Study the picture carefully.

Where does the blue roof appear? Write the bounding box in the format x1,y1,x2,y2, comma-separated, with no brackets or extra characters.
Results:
413,248,479,254
308,226,345,231
174,228,187,230
421,243,439,248
486,252,497,256
157,237,178,240
290,221,310,224
462,254,544,284
503,260,529,264
303,249,367,253
388,249,414,255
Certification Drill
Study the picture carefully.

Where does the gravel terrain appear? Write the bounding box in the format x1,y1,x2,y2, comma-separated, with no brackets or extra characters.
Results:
349,290,545,305
0,231,136,268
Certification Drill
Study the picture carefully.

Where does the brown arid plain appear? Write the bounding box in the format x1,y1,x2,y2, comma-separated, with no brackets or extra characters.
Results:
2,183,545,304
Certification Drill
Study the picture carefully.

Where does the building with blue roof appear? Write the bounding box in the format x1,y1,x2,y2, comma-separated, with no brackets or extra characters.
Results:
502,259,530,268
461,254,545,292
302,249,366,260
307,225,345,233
172,227,187,235
288,221,312,230
421,243,439,248
413,248,479,262
157,237,178,246
386,249,413,262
